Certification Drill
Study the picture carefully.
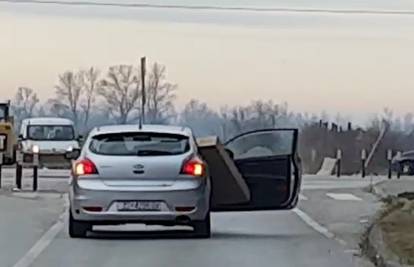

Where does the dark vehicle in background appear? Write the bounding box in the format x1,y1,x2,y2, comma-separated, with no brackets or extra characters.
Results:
392,150,414,175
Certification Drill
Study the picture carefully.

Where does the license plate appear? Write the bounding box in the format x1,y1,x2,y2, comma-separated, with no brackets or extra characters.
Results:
116,201,162,211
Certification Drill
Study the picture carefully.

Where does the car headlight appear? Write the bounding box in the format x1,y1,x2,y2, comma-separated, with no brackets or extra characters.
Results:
32,145,40,154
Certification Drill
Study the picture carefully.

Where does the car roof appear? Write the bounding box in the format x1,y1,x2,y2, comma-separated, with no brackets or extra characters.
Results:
403,150,414,156
90,124,193,137
22,117,74,126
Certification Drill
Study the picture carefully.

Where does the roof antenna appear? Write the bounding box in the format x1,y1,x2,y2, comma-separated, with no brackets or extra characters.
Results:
139,56,146,130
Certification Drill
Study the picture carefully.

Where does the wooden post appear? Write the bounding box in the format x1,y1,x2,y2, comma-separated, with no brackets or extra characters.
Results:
387,149,393,179
15,151,23,189
396,151,402,179
33,153,39,191
361,149,366,178
336,149,342,178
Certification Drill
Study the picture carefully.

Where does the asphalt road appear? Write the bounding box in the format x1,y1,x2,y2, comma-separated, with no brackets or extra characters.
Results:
1,174,387,267
27,211,356,267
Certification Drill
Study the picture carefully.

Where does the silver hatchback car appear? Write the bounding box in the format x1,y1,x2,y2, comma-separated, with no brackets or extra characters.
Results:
68,124,211,238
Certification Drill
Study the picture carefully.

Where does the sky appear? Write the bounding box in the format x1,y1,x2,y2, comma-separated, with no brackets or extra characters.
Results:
1,0,414,124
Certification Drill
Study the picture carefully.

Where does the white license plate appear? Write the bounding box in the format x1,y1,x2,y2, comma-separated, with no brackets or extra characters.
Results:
116,201,162,211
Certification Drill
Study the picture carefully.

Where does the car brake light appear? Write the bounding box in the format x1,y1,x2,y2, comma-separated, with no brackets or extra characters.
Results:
181,156,205,177
74,158,98,176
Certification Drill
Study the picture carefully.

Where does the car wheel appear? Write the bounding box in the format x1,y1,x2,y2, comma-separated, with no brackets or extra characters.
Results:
69,210,92,238
192,212,211,238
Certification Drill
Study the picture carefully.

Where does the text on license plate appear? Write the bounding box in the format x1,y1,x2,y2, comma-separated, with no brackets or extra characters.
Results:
116,201,162,211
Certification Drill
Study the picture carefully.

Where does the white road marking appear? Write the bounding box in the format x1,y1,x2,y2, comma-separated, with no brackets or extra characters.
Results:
326,193,362,201
299,194,308,201
293,208,347,246
13,212,65,267
12,194,68,267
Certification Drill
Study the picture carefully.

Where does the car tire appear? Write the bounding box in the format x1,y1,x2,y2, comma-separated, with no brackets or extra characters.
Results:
69,210,92,238
192,212,211,238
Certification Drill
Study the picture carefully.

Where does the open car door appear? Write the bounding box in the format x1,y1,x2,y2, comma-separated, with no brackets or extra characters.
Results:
198,129,301,212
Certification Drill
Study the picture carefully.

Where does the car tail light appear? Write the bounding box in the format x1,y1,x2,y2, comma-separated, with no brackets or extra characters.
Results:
74,158,98,176
181,156,205,177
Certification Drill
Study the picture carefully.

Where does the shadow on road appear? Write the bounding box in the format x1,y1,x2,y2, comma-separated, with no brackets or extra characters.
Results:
88,230,200,240
86,230,301,241
213,231,302,240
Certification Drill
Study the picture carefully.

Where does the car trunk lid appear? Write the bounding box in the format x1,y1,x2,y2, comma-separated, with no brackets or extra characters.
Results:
88,153,189,187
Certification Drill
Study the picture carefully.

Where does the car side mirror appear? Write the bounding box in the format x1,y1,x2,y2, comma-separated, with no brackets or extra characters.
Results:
65,148,81,160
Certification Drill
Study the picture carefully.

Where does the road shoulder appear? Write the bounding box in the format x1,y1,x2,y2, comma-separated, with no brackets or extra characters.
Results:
0,191,65,267
362,179,414,267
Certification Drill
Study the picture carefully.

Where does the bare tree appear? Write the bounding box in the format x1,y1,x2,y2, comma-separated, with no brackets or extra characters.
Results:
145,63,177,124
46,98,71,118
403,113,413,133
12,87,39,126
79,67,100,130
98,65,140,124
250,100,281,128
54,71,83,126
230,106,249,133
179,99,221,137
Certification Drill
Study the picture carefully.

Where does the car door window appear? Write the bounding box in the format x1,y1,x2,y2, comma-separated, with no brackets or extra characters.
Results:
226,130,294,160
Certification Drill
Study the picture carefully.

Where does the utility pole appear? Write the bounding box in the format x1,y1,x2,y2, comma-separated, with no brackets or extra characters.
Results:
140,56,146,129
365,119,389,169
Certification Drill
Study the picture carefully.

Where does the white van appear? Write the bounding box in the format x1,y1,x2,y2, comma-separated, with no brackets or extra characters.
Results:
18,117,81,168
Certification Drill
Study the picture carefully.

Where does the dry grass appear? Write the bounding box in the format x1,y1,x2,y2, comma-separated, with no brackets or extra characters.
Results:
379,204,414,265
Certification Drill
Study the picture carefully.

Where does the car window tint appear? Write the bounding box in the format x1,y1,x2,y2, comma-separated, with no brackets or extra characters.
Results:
89,132,190,156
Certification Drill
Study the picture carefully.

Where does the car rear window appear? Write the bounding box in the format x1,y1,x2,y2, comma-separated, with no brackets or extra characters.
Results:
27,125,75,141
89,132,190,156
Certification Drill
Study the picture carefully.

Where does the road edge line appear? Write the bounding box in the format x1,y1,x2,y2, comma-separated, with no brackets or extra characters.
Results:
12,194,68,267
293,208,347,246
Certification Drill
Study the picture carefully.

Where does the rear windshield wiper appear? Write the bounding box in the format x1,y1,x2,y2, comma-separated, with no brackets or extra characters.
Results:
136,150,175,156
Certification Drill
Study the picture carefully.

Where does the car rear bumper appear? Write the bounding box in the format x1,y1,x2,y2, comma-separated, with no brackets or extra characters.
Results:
69,179,210,224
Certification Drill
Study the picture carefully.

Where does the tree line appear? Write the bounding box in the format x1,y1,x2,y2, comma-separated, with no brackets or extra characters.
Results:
10,61,414,143
12,62,176,132
10,61,414,174
10,61,325,139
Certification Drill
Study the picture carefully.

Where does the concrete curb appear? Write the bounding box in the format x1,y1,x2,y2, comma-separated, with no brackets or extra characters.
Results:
364,179,388,200
372,183,388,200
